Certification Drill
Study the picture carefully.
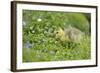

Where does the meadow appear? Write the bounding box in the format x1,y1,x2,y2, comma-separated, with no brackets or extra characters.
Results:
22,10,91,62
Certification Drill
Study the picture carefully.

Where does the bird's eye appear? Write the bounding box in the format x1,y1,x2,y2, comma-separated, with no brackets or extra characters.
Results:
56,32,58,34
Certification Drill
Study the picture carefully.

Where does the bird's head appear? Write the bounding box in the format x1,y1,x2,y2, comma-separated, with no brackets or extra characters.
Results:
54,28,65,39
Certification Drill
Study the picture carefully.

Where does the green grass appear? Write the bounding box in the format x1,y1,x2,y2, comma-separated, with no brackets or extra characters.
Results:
22,10,91,62
23,35,91,62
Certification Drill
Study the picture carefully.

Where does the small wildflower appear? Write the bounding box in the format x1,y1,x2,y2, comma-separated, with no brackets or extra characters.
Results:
37,18,42,22
30,26,33,30
24,41,35,49
24,41,30,49
32,30,35,33
22,21,26,26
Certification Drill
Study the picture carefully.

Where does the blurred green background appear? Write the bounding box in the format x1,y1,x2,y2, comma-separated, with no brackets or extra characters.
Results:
22,10,91,62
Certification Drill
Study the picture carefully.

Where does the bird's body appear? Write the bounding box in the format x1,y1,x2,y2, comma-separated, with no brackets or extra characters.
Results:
55,25,84,43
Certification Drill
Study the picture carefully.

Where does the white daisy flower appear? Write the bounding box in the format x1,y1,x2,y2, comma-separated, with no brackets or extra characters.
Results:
32,30,35,33
37,18,42,22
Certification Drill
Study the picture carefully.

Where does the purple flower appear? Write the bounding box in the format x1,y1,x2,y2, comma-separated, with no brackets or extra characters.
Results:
24,41,34,49
24,41,30,49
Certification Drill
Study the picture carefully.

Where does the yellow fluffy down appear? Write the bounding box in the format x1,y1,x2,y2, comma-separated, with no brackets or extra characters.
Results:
55,28,69,41
55,26,84,43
